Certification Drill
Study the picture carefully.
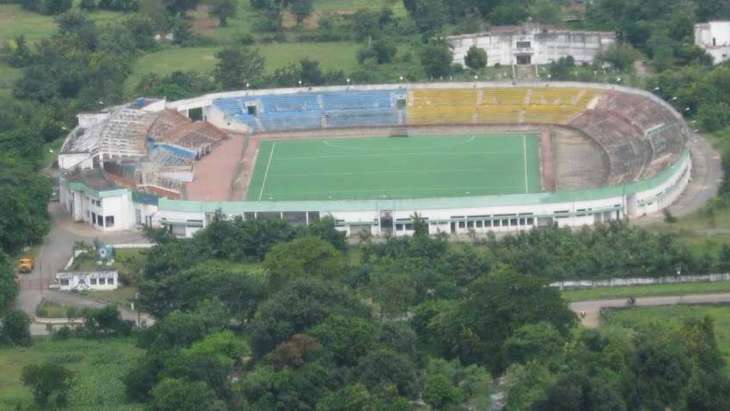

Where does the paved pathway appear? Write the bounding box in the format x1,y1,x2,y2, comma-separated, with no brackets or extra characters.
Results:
15,203,152,335
571,293,730,328
638,133,723,224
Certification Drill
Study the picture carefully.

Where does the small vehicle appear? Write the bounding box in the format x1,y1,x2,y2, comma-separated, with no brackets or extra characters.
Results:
17,257,34,274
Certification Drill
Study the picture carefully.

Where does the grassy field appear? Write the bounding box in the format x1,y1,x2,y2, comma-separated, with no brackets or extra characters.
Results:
605,305,730,373
82,286,138,307
190,0,407,42
125,42,361,93
562,281,730,302
0,62,20,99
0,4,123,44
36,299,79,318
0,337,143,410
247,133,541,201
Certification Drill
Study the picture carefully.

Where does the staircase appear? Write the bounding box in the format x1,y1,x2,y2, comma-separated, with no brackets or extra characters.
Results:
513,64,538,82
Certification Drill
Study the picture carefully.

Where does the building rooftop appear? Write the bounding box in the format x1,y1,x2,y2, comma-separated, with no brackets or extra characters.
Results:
65,168,119,192
446,23,616,40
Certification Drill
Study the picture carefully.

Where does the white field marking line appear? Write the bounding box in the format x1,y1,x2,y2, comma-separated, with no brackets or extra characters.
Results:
268,166,521,178
320,136,477,152
258,142,276,201
522,135,529,193
274,149,522,162
264,184,527,197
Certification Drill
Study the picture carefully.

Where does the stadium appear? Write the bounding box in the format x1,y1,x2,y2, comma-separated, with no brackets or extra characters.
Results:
58,82,692,238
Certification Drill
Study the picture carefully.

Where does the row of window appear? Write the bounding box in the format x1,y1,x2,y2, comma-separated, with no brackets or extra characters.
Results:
89,211,115,228
456,217,535,229
59,277,115,286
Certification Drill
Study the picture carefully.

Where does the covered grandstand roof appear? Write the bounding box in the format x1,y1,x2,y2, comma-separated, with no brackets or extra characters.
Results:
148,109,191,138
61,106,157,158
157,121,228,148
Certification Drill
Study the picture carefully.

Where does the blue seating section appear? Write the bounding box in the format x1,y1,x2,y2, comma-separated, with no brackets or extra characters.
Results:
213,90,404,133
151,143,197,160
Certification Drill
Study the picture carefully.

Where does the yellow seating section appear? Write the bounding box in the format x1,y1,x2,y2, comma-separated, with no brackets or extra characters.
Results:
408,88,604,126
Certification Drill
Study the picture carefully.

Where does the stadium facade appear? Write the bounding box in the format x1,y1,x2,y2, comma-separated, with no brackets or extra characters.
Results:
58,82,691,238
446,24,615,67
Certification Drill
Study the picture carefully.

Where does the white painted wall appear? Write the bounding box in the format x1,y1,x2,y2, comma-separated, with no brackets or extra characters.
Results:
447,28,615,67
56,271,119,291
58,153,94,171
695,22,730,64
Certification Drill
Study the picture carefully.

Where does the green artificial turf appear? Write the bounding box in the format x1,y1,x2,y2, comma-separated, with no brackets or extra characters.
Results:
247,133,541,201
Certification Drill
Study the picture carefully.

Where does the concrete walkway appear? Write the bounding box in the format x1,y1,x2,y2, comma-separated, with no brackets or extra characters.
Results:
638,133,723,225
570,293,730,328
15,203,152,335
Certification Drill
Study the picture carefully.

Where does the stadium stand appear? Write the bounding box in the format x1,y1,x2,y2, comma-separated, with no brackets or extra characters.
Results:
407,87,600,126
206,84,687,190
213,89,404,133
568,91,687,184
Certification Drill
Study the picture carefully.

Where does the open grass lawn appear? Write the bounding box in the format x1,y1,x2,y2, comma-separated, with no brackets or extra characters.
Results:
83,286,138,307
0,62,20,99
562,281,730,302
125,41,361,93
36,299,78,318
190,0,407,42
247,133,541,201
0,4,123,44
0,337,144,410
605,305,730,374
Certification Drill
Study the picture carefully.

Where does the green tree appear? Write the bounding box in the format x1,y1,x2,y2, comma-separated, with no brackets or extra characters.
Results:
697,102,730,132
136,71,218,101
263,236,346,288
250,278,369,358
80,305,132,338
630,328,692,410
428,267,575,371
21,363,73,408
214,46,265,89
317,384,373,411
1,310,32,346
372,39,398,64
357,349,420,398
308,216,346,251
150,378,224,411
0,252,18,314
595,43,640,72
420,41,453,78
531,371,627,411
291,0,313,23
310,314,376,366
503,362,555,411
209,0,236,26
548,56,576,80
162,0,199,15
407,0,446,37
503,322,566,365
464,45,487,71
528,0,562,25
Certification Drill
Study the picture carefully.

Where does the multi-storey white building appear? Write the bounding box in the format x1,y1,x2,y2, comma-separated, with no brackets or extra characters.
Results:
447,24,616,67
695,21,730,64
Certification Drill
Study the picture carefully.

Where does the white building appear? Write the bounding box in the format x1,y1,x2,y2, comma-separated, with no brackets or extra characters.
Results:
446,24,616,67
695,21,730,64
56,271,119,291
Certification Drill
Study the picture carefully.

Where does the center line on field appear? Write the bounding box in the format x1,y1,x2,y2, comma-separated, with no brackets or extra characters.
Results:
522,135,529,193
258,142,276,201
